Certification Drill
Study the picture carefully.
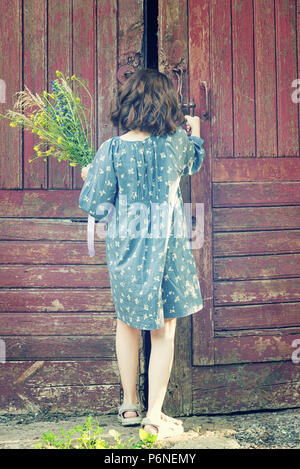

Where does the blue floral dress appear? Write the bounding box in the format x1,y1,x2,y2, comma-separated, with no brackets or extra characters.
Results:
79,125,206,330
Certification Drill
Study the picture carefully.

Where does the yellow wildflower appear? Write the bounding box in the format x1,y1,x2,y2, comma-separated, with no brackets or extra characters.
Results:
57,137,62,144
56,71,62,78
71,75,76,80
9,122,16,127
34,146,39,151
37,151,42,157
69,162,77,167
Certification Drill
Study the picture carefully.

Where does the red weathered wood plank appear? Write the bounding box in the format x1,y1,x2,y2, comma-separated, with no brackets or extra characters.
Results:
23,0,47,189
0,265,110,287
0,190,83,217
214,278,300,306
193,361,300,413
73,0,97,189
159,0,188,97
0,219,88,241
0,312,116,335
3,335,115,360
118,0,144,70
193,359,299,390
214,253,300,280
0,288,114,312
0,241,106,264
213,181,300,207
48,0,73,188
97,0,118,145
189,0,214,366
0,360,120,386
275,0,298,157
0,0,22,188
211,0,233,157
232,0,255,157
215,302,300,330
214,206,300,231
214,230,300,256
213,157,300,181
254,0,277,156
214,332,300,364
0,383,120,414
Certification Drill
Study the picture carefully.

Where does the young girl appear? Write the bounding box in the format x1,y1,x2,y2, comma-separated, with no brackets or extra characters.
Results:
79,68,205,440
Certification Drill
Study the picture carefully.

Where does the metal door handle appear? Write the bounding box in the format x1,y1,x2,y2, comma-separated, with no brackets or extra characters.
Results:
200,80,209,120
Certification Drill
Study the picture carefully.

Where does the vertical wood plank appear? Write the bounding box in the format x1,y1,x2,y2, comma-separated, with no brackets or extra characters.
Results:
23,0,47,188
189,0,214,366
158,0,190,202
211,0,233,157
48,0,73,189
0,0,22,188
72,0,97,188
158,0,189,100
254,0,277,156
118,0,144,75
275,0,298,156
232,0,255,156
97,0,118,146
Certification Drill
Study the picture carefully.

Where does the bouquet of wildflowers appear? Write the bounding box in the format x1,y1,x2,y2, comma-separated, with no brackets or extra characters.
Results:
0,71,94,167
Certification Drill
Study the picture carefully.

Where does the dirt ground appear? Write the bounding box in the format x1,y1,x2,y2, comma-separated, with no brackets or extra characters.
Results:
0,407,299,449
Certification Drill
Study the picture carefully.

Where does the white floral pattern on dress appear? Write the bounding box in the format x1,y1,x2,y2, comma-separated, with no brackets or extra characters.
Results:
79,126,206,330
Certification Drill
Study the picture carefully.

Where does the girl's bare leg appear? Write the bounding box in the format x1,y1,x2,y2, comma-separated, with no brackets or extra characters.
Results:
116,319,140,418
144,318,177,432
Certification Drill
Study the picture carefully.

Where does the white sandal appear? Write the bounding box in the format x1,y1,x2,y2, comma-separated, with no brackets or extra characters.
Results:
118,402,142,426
140,416,184,441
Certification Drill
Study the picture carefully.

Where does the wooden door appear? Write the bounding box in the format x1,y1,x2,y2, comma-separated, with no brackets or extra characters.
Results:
188,0,300,412
0,0,144,414
158,0,299,415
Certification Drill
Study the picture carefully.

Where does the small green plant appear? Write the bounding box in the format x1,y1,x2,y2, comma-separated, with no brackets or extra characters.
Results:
35,416,157,450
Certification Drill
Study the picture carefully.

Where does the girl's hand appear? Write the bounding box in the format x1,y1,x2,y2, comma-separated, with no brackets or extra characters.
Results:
185,115,201,138
81,164,91,181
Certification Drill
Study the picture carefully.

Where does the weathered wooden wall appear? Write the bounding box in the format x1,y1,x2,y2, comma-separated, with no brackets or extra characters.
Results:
189,0,300,413
0,0,144,415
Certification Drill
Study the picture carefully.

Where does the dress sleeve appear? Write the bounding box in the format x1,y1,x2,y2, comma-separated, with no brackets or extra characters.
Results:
182,133,206,176
78,138,118,220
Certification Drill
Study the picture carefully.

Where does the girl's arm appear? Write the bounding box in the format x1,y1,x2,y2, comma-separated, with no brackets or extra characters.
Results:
81,163,92,181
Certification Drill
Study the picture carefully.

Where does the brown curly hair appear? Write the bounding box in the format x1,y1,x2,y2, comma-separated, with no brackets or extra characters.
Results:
110,68,186,136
